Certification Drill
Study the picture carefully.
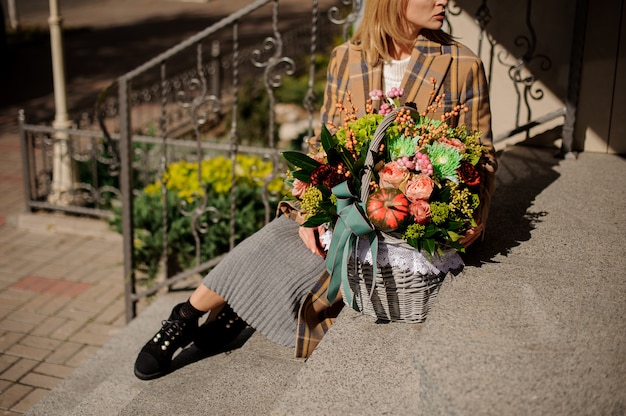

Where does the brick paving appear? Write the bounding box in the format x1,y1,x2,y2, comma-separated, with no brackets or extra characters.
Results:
0,131,125,414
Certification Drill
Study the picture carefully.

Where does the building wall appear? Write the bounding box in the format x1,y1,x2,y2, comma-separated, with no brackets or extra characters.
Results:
449,0,625,155
448,0,575,146
575,0,625,154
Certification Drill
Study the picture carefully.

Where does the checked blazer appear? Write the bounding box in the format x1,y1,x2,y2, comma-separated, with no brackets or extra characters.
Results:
294,34,498,359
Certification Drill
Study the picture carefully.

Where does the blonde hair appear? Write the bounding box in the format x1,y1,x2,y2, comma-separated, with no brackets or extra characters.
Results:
351,0,453,66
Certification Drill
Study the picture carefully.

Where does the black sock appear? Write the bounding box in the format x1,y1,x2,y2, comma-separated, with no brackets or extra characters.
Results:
177,300,206,321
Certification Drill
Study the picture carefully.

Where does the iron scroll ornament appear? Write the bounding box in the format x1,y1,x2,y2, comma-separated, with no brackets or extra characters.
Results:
496,0,552,134
250,0,296,223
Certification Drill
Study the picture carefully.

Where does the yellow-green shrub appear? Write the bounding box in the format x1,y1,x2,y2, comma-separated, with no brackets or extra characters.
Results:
111,154,288,281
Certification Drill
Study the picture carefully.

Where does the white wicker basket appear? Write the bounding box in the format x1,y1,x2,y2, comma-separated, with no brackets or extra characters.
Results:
345,255,446,322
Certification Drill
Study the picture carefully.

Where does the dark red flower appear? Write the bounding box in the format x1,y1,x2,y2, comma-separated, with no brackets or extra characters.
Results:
310,164,334,187
458,161,480,186
310,163,346,189
323,170,345,189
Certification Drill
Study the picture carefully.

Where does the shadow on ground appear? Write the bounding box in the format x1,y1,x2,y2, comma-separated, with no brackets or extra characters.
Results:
464,128,563,266
169,327,256,376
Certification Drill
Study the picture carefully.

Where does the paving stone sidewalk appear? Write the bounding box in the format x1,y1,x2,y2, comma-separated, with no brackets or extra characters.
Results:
0,127,126,415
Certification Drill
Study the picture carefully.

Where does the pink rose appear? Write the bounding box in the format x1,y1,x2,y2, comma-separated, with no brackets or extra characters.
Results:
291,179,309,199
439,137,466,152
378,161,410,189
409,199,431,225
404,173,434,201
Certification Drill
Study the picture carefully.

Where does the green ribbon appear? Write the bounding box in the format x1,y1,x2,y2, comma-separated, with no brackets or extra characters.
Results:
325,181,379,309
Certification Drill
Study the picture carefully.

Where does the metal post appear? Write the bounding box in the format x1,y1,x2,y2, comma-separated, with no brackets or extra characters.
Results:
119,77,137,322
48,0,75,204
210,40,221,99
18,110,33,211
7,0,20,30
561,0,588,159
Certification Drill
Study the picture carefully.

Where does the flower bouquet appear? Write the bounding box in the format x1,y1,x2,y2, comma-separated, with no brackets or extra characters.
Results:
283,87,489,322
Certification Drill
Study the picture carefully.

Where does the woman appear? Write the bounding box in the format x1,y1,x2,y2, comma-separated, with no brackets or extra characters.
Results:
134,0,497,380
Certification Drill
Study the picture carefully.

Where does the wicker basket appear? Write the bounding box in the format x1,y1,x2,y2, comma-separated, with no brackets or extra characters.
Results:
341,106,447,323
345,256,446,323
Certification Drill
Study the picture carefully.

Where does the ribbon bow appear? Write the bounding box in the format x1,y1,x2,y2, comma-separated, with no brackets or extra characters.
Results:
325,181,379,309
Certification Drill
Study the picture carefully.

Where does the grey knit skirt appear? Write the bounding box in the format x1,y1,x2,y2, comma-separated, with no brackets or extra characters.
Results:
202,215,326,347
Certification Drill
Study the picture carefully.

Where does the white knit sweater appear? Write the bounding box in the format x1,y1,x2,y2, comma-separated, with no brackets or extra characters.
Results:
383,56,411,92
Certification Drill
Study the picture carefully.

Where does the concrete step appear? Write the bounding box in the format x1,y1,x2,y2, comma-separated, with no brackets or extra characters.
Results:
269,147,626,416
26,292,305,416
26,146,626,416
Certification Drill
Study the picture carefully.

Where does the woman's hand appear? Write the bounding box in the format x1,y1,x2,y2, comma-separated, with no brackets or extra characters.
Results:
459,220,484,248
298,225,327,258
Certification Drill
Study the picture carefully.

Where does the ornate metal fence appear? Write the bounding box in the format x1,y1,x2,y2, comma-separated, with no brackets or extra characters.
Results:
19,0,581,321
447,0,575,145
108,0,358,320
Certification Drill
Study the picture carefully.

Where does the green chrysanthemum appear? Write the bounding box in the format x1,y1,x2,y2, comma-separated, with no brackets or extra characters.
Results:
426,142,463,183
388,134,419,160
430,201,450,225
449,184,480,218
300,186,323,218
403,223,426,240
343,113,384,154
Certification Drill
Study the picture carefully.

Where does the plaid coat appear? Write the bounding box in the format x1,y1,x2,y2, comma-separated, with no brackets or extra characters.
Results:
294,34,498,359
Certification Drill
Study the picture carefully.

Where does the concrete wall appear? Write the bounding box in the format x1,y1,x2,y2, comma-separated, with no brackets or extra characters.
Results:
449,0,625,155
449,0,575,146
575,0,626,154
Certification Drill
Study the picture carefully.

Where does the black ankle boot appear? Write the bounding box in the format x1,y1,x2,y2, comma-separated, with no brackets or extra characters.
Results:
134,303,198,380
193,305,248,352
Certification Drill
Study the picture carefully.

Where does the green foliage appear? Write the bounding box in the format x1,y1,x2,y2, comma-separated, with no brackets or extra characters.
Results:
227,51,330,148
110,154,289,281
282,150,321,180
229,80,273,147
275,51,329,106
74,159,119,209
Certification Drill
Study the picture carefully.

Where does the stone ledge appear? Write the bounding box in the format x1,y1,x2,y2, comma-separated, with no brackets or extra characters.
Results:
10,212,122,242
22,148,626,416
272,262,626,416
26,292,306,416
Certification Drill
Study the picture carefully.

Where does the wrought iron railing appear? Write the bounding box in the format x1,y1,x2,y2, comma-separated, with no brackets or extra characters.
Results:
19,113,121,218
19,0,582,321
448,0,569,144
110,0,361,320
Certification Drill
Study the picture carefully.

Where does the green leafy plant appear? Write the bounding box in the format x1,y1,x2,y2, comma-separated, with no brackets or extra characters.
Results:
110,154,288,281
